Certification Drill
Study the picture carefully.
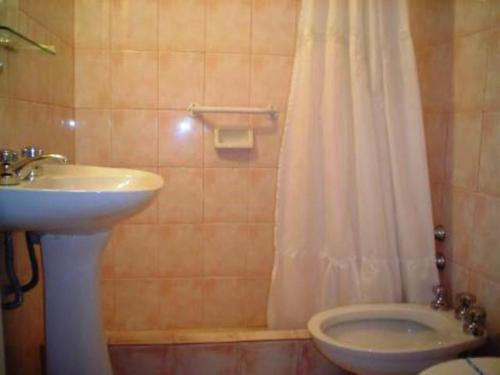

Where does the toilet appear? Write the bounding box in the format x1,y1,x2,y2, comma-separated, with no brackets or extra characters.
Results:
307,304,486,375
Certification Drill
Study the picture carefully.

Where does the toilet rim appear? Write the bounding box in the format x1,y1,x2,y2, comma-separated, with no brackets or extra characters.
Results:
307,303,486,357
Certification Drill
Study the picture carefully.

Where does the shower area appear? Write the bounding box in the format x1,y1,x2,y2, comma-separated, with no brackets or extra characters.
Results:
0,0,499,374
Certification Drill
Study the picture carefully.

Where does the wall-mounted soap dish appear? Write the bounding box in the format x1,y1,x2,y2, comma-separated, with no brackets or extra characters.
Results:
214,128,254,149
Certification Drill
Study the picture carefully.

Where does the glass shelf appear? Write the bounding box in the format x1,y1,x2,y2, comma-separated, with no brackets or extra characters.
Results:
0,25,56,55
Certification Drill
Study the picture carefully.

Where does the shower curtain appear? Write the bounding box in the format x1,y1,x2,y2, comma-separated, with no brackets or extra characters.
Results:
268,0,439,328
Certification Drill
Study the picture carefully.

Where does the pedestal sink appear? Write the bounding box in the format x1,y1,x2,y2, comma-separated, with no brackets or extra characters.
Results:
0,164,163,375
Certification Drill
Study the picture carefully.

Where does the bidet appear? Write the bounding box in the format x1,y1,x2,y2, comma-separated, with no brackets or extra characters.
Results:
308,304,486,375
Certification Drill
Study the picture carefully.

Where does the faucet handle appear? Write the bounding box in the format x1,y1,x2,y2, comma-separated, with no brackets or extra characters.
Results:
456,292,476,306
463,305,487,336
0,149,18,163
22,146,43,159
455,292,476,320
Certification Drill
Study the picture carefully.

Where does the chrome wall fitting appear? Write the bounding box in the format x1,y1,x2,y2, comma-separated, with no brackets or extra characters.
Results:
463,305,487,336
455,292,476,320
430,284,449,310
434,225,447,242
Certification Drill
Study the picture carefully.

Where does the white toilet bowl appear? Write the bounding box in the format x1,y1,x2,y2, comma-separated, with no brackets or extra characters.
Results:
308,304,486,375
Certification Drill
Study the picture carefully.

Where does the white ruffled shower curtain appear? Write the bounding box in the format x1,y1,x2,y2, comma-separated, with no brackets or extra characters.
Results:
268,0,439,329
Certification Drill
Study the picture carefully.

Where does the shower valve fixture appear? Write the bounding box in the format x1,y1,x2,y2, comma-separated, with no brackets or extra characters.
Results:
430,284,449,310
454,292,476,321
0,146,68,185
463,305,487,337
434,225,447,242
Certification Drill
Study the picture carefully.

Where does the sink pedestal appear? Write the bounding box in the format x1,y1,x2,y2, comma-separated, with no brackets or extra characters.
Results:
42,231,112,375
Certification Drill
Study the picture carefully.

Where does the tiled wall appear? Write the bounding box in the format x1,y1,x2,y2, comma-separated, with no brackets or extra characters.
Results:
0,1,75,374
410,0,500,348
109,340,348,375
73,0,297,331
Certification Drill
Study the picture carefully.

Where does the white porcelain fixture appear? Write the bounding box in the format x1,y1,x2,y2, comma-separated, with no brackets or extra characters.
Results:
0,164,163,375
420,357,500,374
308,304,486,375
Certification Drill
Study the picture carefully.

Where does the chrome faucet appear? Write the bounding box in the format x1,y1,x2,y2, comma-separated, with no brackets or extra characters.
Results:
1,146,68,185
430,284,449,310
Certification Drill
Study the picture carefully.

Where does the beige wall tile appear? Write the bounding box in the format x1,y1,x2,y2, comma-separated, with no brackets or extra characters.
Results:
51,41,75,107
249,117,283,167
251,0,297,55
75,0,110,49
173,343,240,373
441,188,476,266
75,50,111,108
469,274,500,333
202,278,246,327
203,168,249,222
50,106,76,160
159,279,204,328
111,51,158,108
111,109,158,167
240,340,297,373
445,113,482,189
158,111,203,167
452,32,490,112
109,346,168,374
424,113,448,185
470,195,500,283
479,112,500,195
243,278,270,327
159,51,204,109
418,45,453,112
114,280,160,330
484,30,499,112
203,224,249,276
111,0,158,50
111,224,159,278
250,54,293,110
75,109,112,166
158,224,203,277
248,168,277,222
158,0,205,52
206,0,251,53
246,223,275,277
205,53,250,107
453,0,492,36
158,168,203,223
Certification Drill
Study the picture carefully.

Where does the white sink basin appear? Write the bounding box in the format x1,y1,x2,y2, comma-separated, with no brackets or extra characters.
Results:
0,164,163,233
308,304,486,375
0,164,163,375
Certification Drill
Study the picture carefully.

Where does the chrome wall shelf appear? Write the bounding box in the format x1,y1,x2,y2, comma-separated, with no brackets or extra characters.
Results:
0,25,56,55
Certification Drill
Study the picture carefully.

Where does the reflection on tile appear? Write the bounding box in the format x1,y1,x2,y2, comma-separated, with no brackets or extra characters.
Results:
159,111,203,167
